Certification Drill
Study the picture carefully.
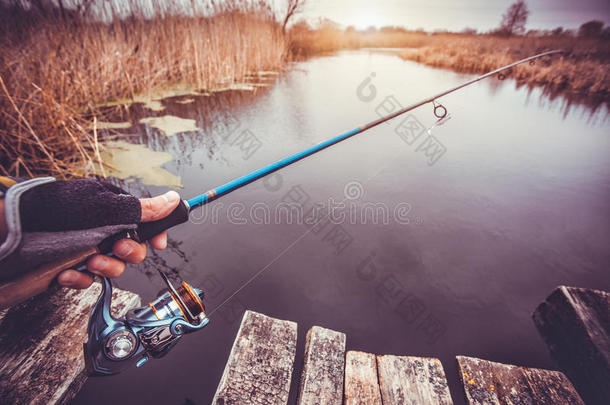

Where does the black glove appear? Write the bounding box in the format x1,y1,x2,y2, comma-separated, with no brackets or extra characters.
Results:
20,179,141,232
0,179,141,280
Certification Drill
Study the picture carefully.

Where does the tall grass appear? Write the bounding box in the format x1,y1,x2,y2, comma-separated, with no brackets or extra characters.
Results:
2,6,608,178
290,27,610,99
397,34,610,97
0,2,286,178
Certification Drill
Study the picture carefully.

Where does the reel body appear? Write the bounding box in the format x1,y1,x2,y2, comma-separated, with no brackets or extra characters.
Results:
84,274,208,376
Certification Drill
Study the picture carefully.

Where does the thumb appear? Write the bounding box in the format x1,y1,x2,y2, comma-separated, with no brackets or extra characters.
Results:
140,191,180,222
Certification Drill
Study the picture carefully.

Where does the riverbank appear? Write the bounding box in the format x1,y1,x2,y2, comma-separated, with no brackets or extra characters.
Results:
397,34,609,99
0,3,286,178
291,29,610,101
2,9,608,179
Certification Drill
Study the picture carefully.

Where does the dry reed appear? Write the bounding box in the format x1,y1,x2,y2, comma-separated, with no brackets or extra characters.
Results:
398,34,610,97
0,2,286,178
291,27,610,99
2,7,608,179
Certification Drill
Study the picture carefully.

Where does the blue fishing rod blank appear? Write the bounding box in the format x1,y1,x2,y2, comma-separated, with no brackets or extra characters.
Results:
134,50,563,242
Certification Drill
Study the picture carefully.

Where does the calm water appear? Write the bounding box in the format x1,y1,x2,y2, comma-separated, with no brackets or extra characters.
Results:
74,51,610,404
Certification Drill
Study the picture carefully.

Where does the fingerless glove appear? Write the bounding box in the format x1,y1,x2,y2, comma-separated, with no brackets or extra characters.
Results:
0,178,142,280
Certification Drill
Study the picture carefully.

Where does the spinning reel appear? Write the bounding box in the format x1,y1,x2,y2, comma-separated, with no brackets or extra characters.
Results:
84,273,209,376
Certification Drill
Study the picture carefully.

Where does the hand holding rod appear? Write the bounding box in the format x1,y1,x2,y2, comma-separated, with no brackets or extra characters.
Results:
0,200,191,310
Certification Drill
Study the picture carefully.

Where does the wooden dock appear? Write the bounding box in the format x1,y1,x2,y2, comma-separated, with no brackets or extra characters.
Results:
0,283,140,405
1,284,607,404
344,351,382,405
533,286,610,405
457,356,584,404
298,326,346,405
212,310,297,405
377,355,452,405
212,309,589,404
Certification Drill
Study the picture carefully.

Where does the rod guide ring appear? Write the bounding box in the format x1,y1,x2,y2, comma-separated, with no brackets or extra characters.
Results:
432,100,447,119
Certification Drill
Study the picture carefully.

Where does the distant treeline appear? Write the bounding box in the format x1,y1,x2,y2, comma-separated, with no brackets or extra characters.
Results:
287,20,610,100
288,19,610,58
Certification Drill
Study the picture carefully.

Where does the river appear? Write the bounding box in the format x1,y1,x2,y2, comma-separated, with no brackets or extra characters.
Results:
74,50,610,404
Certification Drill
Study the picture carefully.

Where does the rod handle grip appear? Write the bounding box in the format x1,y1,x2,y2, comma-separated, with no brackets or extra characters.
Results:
0,200,190,310
0,246,100,310
133,199,190,243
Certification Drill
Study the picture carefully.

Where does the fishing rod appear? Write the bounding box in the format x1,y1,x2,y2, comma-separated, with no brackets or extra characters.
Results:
0,48,563,308
0,50,562,375
184,49,563,212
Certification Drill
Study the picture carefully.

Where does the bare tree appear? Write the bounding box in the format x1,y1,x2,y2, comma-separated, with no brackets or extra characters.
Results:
497,0,529,36
281,0,306,33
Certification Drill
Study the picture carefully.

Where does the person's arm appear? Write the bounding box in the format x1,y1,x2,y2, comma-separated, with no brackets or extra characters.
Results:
0,178,179,290
58,191,179,289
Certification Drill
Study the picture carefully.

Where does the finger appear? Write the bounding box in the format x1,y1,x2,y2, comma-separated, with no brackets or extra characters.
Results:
113,239,147,263
140,191,180,222
87,254,126,278
58,269,94,289
149,231,168,250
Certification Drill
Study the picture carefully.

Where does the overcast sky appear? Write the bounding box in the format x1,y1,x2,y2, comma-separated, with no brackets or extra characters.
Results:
298,0,610,31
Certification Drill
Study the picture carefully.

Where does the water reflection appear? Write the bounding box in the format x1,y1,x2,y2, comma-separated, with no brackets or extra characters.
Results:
107,85,273,170
517,82,608,121
97,51,608,191
75,50,609,405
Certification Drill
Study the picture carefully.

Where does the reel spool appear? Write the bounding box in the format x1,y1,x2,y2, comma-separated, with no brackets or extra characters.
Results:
84,273,209,376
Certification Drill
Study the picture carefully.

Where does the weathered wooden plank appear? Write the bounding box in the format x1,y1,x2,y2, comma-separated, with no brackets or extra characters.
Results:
297,326,346,405
532,285,610,405
0,283,141,405
344,351,382,405
212,310,297,405
377,355,453,405
456,356,585,405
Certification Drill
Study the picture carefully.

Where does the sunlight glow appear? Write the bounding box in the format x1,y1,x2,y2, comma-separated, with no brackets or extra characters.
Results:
346,8,387,30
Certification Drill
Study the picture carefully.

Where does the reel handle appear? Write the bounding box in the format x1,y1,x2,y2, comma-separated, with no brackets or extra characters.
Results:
0,200,191,310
